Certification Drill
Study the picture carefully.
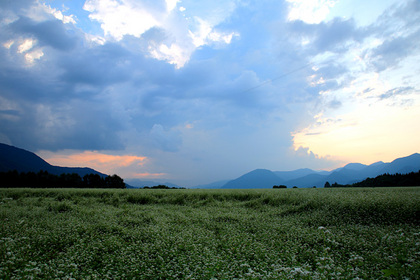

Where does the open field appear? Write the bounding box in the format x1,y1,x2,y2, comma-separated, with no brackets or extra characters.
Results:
1,188,419,279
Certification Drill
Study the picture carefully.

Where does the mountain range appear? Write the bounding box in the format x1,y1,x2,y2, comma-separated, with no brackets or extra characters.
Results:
1,143,419,188
0,143,106,178
221,153,420,188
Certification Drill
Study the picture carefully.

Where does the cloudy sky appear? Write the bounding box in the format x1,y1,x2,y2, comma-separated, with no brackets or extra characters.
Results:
1,0,419,186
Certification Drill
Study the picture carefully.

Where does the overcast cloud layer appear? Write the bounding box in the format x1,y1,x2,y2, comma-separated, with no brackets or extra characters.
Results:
1,0,419,186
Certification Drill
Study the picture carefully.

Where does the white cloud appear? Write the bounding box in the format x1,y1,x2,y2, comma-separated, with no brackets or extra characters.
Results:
25,49,44,63
82,0,238,68
15,38,43,64
18,38,35,53
3,40,14,49
165,0,179,12
84,34,106,46
325,0,401,27
286,0,338,24
189,17,239,48
149,43,190,68
189,17,212,47
83,0,161,40
42,4,77,24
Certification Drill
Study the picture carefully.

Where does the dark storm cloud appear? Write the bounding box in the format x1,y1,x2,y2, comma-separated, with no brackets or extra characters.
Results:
9,17,78,51
0,3,128,151
0,98,125,152
58,43,131,87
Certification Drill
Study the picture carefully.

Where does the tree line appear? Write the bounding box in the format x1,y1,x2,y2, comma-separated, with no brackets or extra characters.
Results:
0,170,125,189
324,170,420,188
143,185,185,189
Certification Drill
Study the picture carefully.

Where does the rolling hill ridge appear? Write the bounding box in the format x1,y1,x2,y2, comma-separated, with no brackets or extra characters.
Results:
0,143,106,178
1,143,419,188
221,153,420,188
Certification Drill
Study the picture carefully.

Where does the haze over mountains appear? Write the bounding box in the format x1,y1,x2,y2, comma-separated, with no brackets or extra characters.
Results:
1,143,419,188
221,154,420,188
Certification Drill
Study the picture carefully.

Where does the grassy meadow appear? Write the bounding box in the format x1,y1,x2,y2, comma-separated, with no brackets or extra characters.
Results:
1,187,419,279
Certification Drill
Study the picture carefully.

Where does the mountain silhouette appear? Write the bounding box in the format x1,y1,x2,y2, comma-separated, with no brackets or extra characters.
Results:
222,169,282,189
124,178,181,189
273,168,327,181
2,143,418,189
0,143,106,177
221,153,420,188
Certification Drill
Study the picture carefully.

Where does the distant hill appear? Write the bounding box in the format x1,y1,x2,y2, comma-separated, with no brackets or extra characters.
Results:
191,179,230,189
220,153,420,189
124,179,181,189
0,143,107,177
222,169,283,189
274,168,325,181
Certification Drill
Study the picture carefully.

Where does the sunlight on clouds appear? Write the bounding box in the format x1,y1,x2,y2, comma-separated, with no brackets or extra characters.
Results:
3,40,14,49
189,17,212,47
149,43,190,69
18,39,35,53
82,0,238,68
208,30,238,45
83,0,159,40
188,16,239,54
165,0,179,12
299,23,420,164
133,172,166,178
308,74,326,87
325,0,401,27
292,100,420,164
84,34,106,46
286,0,338,24
16,39,44,64
24,49,44,64
39,151,148,175
188,17,238,48
42,3,76,24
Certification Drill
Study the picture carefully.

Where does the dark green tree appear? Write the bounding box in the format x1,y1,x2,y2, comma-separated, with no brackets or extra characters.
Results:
105,174,125,188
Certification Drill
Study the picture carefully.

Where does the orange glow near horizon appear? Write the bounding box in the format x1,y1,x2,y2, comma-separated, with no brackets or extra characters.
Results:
132,172,167,178
39,150,147,175
292,100,420,165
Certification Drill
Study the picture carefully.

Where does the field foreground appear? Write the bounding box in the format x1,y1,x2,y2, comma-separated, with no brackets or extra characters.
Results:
1,188,419,279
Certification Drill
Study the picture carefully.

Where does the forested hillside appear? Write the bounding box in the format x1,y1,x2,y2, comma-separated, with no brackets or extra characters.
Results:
325,171,420,188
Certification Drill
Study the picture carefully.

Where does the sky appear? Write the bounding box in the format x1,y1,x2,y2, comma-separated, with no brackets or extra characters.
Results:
1,0,419,187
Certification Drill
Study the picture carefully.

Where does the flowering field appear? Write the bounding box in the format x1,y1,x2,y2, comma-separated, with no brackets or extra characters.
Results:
1,188,419,279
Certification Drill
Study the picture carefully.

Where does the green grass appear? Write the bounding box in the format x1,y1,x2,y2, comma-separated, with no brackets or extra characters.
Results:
1,188,419,279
